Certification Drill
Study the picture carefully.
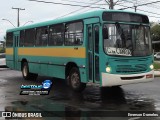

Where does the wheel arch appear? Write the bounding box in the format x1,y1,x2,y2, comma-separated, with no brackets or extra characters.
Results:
65,62,78,79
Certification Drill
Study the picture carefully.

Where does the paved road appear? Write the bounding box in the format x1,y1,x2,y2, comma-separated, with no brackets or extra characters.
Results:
0,68,160,120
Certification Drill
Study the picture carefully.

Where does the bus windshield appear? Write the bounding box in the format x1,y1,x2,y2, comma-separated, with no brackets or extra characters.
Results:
103,23,152,57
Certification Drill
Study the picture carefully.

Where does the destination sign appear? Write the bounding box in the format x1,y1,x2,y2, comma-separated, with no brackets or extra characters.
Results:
106,47,132,56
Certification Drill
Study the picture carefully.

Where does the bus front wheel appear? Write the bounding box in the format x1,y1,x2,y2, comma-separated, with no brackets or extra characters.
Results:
22,62,38,80
69,67,86,92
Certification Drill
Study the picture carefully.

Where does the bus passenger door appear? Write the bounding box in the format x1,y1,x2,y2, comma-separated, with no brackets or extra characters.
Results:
87,24,100,83
13,31,19,69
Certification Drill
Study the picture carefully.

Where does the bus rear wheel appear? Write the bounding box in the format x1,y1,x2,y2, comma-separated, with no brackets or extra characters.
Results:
22,62,38,80
69,67,86,92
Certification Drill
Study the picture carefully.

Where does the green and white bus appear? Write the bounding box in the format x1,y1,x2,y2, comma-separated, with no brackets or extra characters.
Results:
6,10,154,91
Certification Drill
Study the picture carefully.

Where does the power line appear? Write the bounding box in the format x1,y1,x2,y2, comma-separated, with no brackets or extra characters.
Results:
28,0,106,9
136,8,160,16
118,4,160,18
59,0,101,4
148,15,160,18
137,0,160,7
116,2,160,19
55,0,102,19
43,0,122,6
28,0,160,20
60,0,115,6
122,0,160,9
119,4,160,16
119,0,160,10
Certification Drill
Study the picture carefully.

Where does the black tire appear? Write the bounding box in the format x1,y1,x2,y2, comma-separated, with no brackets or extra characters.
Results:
22,62,38,80
69,67,86,92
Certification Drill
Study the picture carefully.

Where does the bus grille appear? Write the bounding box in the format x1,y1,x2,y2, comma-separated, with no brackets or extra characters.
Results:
116,64,147,73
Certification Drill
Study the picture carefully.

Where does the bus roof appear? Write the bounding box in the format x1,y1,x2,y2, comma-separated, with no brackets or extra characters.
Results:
7,9,148,32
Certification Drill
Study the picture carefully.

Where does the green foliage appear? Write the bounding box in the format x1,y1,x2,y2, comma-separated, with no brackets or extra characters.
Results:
4,36,6,41
150,22,155,27
0,48,5,53
154,62,160,70
151,24,160,41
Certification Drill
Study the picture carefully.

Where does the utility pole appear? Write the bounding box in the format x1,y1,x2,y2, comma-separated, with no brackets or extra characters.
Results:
134,0,137,12
110,0,114,9
105,0,120,9
12,7,25,27
134,6,137,12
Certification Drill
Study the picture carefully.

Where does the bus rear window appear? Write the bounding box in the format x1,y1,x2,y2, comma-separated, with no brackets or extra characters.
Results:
102,12,149,23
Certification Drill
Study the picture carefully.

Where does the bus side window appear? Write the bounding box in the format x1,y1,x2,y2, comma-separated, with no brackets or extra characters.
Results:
88,27,92,51
42,29,48,46
6,32,13,47
24,28,35,46
20,30,25,47
49,24,64,46
36,27,48,46
95,26,99,54
65,21,83,46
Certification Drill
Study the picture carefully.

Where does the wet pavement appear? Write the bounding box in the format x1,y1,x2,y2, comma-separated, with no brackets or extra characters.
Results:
0,68,160,120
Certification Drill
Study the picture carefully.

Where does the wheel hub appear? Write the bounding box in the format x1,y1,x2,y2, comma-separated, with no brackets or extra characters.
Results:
71,72,80,88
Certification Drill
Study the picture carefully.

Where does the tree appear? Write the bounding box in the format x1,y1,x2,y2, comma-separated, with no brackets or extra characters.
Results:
4,36,6,41
151,24,160,41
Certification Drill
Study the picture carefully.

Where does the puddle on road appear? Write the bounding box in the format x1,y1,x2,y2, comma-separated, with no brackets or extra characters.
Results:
2,78,159,120
50,85,155,111
5,97,159,120
9,84,156,110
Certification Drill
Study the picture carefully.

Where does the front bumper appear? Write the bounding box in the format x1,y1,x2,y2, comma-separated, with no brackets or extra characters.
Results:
101,70,154,87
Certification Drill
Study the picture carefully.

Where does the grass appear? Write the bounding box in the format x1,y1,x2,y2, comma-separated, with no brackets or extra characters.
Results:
154,62,160,77
154,62,160,70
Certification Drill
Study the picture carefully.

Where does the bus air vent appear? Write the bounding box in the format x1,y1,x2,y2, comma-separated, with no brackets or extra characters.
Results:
116,64,147,73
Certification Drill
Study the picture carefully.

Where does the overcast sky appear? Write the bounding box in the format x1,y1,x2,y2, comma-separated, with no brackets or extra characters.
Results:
0,0,160,41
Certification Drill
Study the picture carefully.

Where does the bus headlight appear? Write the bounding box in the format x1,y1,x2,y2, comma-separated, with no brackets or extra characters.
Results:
149,64,154,70
106,66,111,73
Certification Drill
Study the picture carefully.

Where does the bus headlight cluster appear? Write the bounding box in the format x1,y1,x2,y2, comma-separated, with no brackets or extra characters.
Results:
149,64,154,70
106,66,111,73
